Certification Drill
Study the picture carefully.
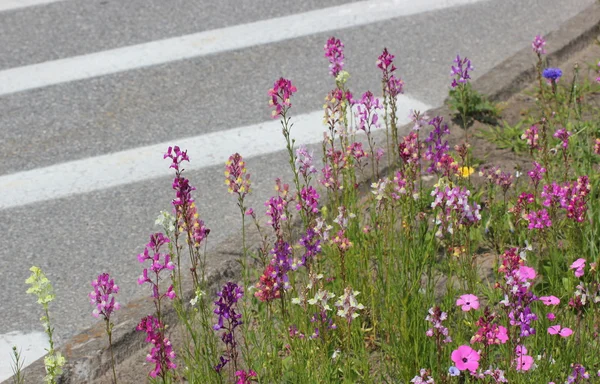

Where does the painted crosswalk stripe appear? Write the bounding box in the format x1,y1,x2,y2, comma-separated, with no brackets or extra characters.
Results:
0,0,486,96
0,95,431,209
0,0,64,12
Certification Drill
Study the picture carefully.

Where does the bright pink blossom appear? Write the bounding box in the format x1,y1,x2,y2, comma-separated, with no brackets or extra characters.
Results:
451,345,480,372
539,296,560,306
515,354,534,371
457,294,480,311
570,258,586,277
548,325,573,337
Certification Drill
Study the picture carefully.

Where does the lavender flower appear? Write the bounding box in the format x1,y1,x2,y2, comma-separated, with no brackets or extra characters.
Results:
450,55,474,87
532,35,546,55
542,68,562,81
89,273,120,319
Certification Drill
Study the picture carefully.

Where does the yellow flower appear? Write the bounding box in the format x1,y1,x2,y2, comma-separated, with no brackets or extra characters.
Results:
25,266,55,305
458,166,475,178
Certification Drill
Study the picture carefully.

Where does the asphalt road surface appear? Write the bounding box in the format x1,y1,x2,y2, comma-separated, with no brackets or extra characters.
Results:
0,0,594,378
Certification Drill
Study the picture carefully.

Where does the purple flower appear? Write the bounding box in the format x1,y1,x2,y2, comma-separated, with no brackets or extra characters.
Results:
532,35,546,55
89,273,120,319
324,37,345,77
136,316,177,378
376,48,396,73
554,128,572,149
297,186,320,215
268,78,297,118
213,282,244,372
299,227,322,266
450,55,474,88
542,68,562,81
425,306,452,344
527,162,546,188
355,91,382,132
137,233,176,301
270,240,293,290
526,209,552,230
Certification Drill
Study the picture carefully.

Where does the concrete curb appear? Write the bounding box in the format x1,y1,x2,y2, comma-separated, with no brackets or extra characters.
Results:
8,2,600,383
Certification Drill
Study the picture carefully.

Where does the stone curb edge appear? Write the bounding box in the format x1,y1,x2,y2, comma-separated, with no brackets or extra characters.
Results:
7,2,600,383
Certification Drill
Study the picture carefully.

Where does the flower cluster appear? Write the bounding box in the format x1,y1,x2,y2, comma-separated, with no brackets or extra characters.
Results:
470,307,508,346
526,209,552,230
296,146,317,178
527,161,546,189
297,185,320,215
479,166,514,193
450,55,474,87
254,265,281,302
425,306,451,344
355,91,382,132
213,282,244,372
521,124,540,151
89,273,120,319
265,195,288,237
532,35,546,55
269,240,293,291
410,368,435,384
431,185,481,237
299,227,322,267
268,77,297,118
553,127,572,149
137,233,175,301
225,153,251,198
324,36,344,78
136,315,177,378
334,287,364,324
541,176,590,222
235,369,258,384
424,116,451,174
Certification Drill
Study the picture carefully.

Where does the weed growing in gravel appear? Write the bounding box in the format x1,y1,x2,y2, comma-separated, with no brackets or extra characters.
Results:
17,34,600,383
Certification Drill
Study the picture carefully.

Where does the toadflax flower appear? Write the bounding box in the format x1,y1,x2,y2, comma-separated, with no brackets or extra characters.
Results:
532,35,546,55
335,287,365,323
450,54,474,87
451,345,480,372
324,36,345,78
89,273,120,319
268,77,297,118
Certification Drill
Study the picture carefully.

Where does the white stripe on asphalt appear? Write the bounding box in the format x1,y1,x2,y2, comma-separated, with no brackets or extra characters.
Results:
0,0,485,96
0,95,431,209
0,331,48,382
0,0,64,12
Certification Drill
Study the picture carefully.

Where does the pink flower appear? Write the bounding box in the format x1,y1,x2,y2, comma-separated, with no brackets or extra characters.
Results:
451,345,480,372
532,35,546,55
548,325,573,337
515,354,534,371
539,296,560,306
457,294,480,312
547,313,556,321
518,266,537,280
570,258,586,277
497,326,509,344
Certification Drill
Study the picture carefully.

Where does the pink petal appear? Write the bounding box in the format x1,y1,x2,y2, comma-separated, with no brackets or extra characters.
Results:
548,325,561,335
539,296,560,306
559,327,573,337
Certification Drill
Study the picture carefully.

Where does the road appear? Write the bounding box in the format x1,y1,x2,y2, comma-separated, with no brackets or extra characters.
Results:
0,0,594,378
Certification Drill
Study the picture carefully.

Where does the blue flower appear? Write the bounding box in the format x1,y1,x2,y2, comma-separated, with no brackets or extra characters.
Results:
448,366,460,376
542,68,562,81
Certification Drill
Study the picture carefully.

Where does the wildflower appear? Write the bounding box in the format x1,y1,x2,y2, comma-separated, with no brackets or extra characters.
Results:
526,209,552,230
553,128,572,149
335,287,365,323
235,369,258,384
410,368,435,383
355,91,382,132
137,316,177,377
527,162,546,188
25,266,55,305
457,294,479,311
137,233,175,300
213,282,244,372
376,48,396,73
470,307,508,345
225,153,251,198
542,68,562,81
515,354,534,371
570,258,586,278
448,366,460,376
425,306,452,344
458,166,474,178
567,363,590,383
547,313,556,321
451,345,480,372
254,265,280,302
521,124,540,151
409,109,429,131
268,77,297,118
163,145,190,172
89,273,120,319
265,195,287,237
539,296,560,306
324,37,344,77
296,146,317,177
297,186,320,215
532,35,546,55
398,131,420,165
299,227,322,267
387,75,404,97
594,138,600,155
269,240,293,290
547,325,573,337
450,55,474,87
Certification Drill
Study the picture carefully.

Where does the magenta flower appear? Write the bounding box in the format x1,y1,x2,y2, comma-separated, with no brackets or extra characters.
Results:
527,162,546,188
450,54,474,88
517,266,537,281
89,273,120,319
553,128,572,149
570,258,586,277
235,369,258,384
451,345,480,372
548,325,573,337
515,354,534,371
268,77,297,118
456,294,480,312
539,296,560,306
225,153,251,198
532,35,547,55
526,209,552,230
376,48,396,73
136,316,177,378
547,313,556,321
324,37,345,77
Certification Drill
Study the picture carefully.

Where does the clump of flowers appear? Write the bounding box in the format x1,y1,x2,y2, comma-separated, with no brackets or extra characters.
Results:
450,55,474,87
137,232,176,303
225,153,251,199
254,265,281,302
527,161,546,189
470,307,508,346
268,77,297,118
213,282,244,373
335,287,364,324
526,209,552,230
89,273,120,383
521,124,540,152
324,36,344,78
425,306,452,344
532,35,547,55
235,369,258,384
136,315,177,379
430,184,481,238
424,116,451,174
410,368,435,383
26,266,65,384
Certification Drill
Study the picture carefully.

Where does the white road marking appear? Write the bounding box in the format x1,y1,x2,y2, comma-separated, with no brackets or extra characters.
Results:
0,0,64,12
0,331,48,382
0,0,485,96
0,95,431,210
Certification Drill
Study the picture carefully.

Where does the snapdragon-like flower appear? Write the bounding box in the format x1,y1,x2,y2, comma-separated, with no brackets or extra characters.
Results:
527,162,546,188
213,282,244,372
297,186,320,215
451,345,480,372
410,368,435,384
425,306,452,344
269,240,293,291
296,146,317,178
471,307,508,346
594,138,600,155
137,233,176,300
532,35,547,55
26,266,55,305
376,48,396,73
324,37,345,78
265,195,287,237
553,128,572,149
137,316,176,378
225,153,251,198
335,287,364,324
355,91,382,132
450,55,474,87
299,227,322,266
521,124,540,151
526,209,552,230
89,273,120,319
254,265,280,302
424,116,451,174
567,363,590,383
235,369,258,384
268,77,297,118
